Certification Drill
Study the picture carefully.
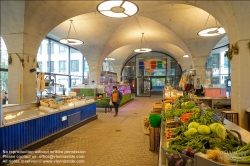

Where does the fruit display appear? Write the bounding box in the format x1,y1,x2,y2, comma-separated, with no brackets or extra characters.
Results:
163,96,250,165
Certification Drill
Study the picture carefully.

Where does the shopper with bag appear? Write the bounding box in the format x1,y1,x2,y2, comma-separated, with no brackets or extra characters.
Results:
111,86,123,117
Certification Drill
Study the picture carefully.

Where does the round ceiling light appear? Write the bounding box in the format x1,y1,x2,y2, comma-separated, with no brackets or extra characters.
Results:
183,55,189,58
134,48,152,53
105,57,115,60
60,38,83,45
97,0,138,18
198,27,226,37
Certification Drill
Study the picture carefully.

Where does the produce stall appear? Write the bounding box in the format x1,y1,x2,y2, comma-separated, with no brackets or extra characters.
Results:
158,95,250,166
0,96,97,158
71,85,133,111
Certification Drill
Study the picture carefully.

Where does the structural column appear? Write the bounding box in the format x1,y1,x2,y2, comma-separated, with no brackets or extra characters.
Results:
3,33,42,104
1,1,42,104
230,40,250,130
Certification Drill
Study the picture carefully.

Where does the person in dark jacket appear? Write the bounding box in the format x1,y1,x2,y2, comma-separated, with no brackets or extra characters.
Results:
111,86,123,117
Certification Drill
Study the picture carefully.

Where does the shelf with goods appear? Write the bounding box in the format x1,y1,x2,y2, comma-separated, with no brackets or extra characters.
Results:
106,84,132,105
158,95,250,166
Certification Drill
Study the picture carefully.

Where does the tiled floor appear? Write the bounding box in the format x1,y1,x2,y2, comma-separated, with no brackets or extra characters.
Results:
6,95,162,166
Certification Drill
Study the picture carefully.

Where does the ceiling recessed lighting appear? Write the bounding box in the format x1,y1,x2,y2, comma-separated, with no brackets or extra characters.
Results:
183,55,189,58
105,57,115,60
97,0,138,18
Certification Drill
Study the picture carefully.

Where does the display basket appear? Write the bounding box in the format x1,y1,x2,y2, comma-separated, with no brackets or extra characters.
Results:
149,114,161,127
142,116,150,134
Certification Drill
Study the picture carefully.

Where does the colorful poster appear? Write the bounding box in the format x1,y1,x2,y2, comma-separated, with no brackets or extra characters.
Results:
157,61,162,68
139,61,144,69
151,61,156,69
144,61,150,69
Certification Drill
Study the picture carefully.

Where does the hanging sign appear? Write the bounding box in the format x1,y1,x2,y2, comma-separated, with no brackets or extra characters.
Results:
148,69,154,73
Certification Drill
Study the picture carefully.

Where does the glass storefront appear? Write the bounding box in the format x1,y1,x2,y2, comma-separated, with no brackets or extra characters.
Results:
205,48,231,95
36,38,89,96
0,37,8,93
122,52,182,96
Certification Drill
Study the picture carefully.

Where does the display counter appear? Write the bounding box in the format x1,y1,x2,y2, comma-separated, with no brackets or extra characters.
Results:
158,116,250,166
196,97,231,109
0,97,97,158
158,104,250,166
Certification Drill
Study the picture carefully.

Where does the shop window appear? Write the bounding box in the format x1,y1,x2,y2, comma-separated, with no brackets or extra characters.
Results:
59,45,67,54
47,61,54,72
224,56,229,68
70,48,79,54
59,61,66,73
38,45,42,55
0,37,8,69
51,42,54,54
0,71,8,92
206,54,219,69
37,61,43,72
70,60,79,72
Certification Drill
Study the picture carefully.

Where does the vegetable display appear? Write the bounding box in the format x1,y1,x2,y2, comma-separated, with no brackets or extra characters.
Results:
163,95,250,165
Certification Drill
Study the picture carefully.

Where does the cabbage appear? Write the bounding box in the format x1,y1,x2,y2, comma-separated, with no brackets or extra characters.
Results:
188,122,200,130
188,128,197,134
184,128,197,136
197,125,211,135
215,124,227,140
209,123,220,133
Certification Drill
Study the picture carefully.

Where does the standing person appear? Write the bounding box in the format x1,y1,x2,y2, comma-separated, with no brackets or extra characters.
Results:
111,86,123,117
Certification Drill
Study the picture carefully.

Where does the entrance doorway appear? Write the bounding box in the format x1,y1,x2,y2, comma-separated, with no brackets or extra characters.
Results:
136,77,151,97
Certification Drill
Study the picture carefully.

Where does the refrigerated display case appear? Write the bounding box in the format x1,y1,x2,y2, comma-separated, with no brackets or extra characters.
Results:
0,98,97,158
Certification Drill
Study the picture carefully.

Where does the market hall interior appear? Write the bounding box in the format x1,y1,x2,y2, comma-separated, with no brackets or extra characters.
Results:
1,1,250,132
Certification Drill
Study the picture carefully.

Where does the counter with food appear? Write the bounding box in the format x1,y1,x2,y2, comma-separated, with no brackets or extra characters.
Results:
0,96,97,158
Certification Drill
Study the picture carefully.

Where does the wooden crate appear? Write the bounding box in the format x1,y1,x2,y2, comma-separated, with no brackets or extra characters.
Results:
153,103,163,113
149,127,160,151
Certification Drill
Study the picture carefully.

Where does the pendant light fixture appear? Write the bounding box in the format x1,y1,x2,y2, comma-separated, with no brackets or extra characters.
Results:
105,57,115,60
97,0,138,18
198,14,226,37
60,20,83,45
134,33,152,53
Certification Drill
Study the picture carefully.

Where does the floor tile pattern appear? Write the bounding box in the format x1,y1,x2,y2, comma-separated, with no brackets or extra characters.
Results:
5,95,162,166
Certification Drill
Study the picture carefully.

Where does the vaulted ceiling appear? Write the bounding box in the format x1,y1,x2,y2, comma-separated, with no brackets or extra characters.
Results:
1,1,230,73
46,2,227,71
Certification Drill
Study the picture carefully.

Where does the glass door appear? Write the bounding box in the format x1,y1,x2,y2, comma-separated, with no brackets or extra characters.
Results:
136,77,151,96
151,77,165,92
